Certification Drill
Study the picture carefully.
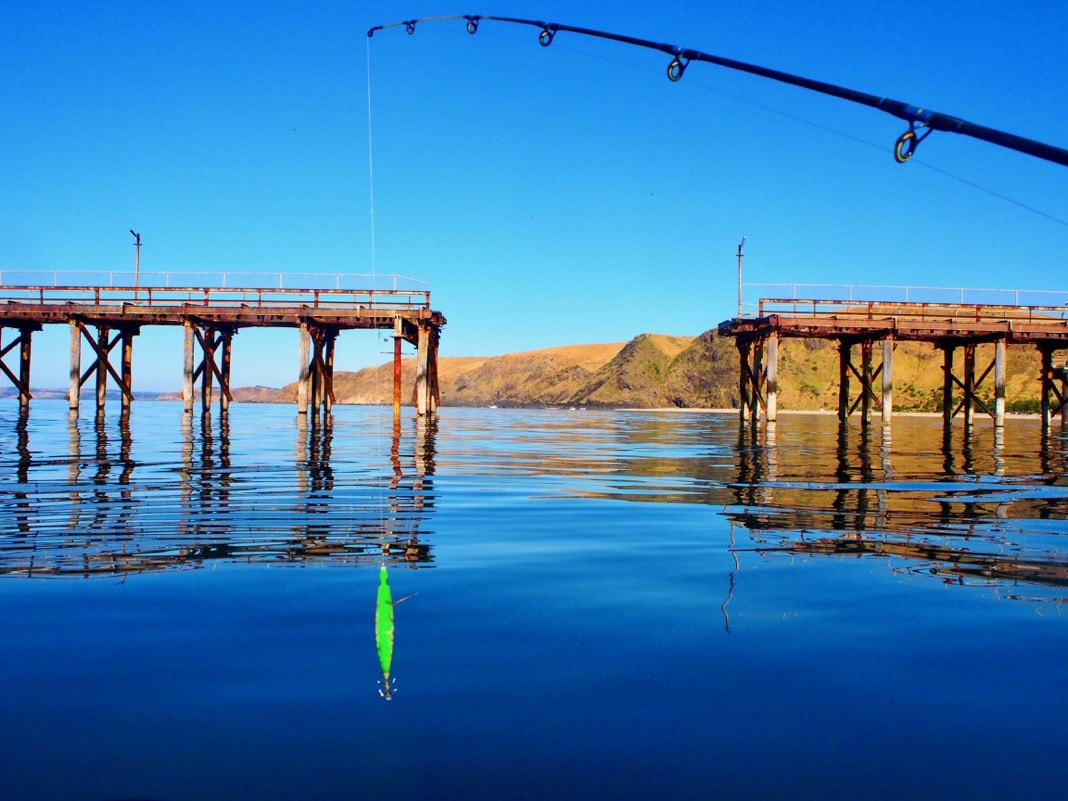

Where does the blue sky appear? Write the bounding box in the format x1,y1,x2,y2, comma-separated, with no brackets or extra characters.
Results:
3,1,1066,391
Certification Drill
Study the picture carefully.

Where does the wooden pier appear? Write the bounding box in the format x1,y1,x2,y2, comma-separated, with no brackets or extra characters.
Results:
719,297,1068,433
0,278,445,416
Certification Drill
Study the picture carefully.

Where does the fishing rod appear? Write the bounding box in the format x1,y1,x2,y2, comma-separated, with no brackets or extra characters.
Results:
367,14,1068,168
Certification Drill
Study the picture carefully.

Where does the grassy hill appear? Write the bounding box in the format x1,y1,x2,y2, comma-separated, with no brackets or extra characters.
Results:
266,331,1046,412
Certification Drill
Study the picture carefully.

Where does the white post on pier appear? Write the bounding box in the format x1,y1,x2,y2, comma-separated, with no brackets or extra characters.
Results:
297,322,310,415
994,339,1006,428
881,339,893,425
182,321,195,413
764,333,778,423
415,323,430,417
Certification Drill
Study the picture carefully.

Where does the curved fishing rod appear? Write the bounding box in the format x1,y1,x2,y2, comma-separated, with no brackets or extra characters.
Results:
367,14,1068,168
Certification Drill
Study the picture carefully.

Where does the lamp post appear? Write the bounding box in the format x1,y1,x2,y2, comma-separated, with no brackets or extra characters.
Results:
736,236,746,318
130,230,141,288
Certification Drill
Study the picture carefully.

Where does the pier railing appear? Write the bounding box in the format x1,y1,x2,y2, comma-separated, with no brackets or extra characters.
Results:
756,297,1068,323
0,284,431,312
0,270,428,292
742,283,1068,318
0,271,432,312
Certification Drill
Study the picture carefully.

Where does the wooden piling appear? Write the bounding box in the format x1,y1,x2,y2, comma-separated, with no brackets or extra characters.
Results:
994,340,1006,428
963,343,976,429
323,330,335,415
183,321,194,413
837,340,850,421
69,321,81,412
860,339,873,424
95,325,109,411
751,338,764,427
18,329,31,414
942,345,954,431
220,330,232,413
297,322,310,416
393,336,402,421
737,341,751,423
1041,347,1053,434
881,339,893,425
765,333,778,423
121,330,135,412
415,323,430,417
430,328,441,412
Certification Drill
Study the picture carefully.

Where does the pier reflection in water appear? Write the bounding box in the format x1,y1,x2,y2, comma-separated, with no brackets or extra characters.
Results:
2,405,1065,601
0,403,437,577
727,415,1068,602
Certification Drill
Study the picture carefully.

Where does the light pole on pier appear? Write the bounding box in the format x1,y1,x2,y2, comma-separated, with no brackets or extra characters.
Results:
736,236,746,318
130,230,141,287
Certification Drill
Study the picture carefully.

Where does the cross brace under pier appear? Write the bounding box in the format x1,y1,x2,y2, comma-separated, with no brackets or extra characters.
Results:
731,332,1017,430
0,325,40,411
295,316,441,420
183,321,236,413
68,319,140,412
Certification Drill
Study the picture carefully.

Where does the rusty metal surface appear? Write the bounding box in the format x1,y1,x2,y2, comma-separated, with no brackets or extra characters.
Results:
720,298,1068,347
0,284,446,332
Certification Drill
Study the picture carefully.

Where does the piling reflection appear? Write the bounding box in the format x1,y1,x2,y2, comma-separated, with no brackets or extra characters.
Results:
10,410,32,534
0,408,438,577
58,410,137,541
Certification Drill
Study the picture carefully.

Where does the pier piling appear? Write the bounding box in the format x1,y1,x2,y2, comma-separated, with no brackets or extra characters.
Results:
881,339,893,426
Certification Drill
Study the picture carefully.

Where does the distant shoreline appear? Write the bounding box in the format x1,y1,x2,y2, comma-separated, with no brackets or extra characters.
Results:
619,407,1045,420
0,395,1046,420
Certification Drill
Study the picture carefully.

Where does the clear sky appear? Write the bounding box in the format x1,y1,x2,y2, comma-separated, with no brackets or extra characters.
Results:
3,1,1066,391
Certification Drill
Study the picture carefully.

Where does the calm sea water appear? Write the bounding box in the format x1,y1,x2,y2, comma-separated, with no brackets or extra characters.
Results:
1,401,1066,801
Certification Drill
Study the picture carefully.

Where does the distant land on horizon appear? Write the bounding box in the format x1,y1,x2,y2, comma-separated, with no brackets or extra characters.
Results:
6,329,1047,413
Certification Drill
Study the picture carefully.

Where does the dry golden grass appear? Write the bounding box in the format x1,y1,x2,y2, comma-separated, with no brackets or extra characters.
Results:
496,342,626,372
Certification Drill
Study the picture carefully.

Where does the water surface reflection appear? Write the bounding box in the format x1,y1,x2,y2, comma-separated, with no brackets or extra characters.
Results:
2,405,1067,603
0,404,437,576
725,416,1068,602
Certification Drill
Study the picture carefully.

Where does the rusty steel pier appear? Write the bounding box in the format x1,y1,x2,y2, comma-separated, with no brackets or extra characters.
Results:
719,296,1068,435
0,275,445,417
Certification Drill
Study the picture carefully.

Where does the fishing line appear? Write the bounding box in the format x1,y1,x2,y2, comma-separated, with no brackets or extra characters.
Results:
675,67,1068,229
908,163,1068,229
365,36,378,284
365,35,391,551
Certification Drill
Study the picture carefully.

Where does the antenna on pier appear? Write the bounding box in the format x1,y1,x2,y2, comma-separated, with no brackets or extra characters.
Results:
736,236,746,318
